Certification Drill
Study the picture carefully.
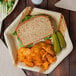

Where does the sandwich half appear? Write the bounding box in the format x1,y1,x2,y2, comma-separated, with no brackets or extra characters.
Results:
16,15,54,46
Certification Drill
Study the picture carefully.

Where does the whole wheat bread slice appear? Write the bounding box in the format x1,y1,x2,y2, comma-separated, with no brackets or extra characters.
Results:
16,16,54,46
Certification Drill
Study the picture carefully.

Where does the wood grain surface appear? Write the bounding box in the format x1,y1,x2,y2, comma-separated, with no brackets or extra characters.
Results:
1,0,76,76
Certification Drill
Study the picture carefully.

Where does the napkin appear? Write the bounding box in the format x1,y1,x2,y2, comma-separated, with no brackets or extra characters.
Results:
55,0,76,11
0,39,26,76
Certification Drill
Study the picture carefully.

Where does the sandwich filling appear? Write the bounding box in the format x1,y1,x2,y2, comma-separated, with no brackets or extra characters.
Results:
16,15,53,46
13,15,54,47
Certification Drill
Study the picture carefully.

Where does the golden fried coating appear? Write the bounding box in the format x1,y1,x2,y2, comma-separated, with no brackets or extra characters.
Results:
17,39,56,71
18,56,24,62
42,45,55,56
45,39,51,44
42,61,49,70
24,59,34,67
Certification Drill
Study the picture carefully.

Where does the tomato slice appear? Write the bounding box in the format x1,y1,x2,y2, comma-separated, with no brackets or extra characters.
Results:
5,0,7,2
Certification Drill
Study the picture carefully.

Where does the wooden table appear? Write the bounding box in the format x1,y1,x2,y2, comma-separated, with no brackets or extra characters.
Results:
1,0,76,76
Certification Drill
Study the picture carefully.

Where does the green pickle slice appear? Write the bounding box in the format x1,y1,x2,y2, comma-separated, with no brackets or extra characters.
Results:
56,31,66,48
52,33,61,54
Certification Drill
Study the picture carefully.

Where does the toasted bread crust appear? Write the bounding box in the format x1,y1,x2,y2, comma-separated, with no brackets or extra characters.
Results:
59,14,66,35
20,7,33,22
16,16,53,46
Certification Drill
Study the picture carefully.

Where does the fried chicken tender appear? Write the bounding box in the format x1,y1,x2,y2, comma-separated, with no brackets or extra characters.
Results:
35,40,55,56
17,47,26,62
18,47,33,66
34,60,42,67
18,56,24,62
46,54,56,63
24,59,34,67
45,39,51,44
40,49,47,61
31,46,42,66
22,48,31,55
42,45,55,56
17,39,57,71
18,47,25,56
42,61,49,70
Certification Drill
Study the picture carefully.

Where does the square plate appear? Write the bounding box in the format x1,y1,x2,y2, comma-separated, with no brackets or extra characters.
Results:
4,7,73,74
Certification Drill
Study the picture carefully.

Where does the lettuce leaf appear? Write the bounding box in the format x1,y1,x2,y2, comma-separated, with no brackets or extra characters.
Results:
12,31,17,35
44,36,52,40
17,37,23,47
21,15,35,23
26,44,33,48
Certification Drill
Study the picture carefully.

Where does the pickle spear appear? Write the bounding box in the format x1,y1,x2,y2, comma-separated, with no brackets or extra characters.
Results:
56,31,66,48
52,33,61,54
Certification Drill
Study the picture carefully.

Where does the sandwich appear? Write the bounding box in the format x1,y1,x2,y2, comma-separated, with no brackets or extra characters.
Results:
13,7,56,47
16,15,54,46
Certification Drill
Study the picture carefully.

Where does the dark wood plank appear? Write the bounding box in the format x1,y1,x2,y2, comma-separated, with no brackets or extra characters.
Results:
55,57,69,76
69,12,76,76
48,0,69,28
23,70,47,76
48,0,70,76
23,0,48,76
